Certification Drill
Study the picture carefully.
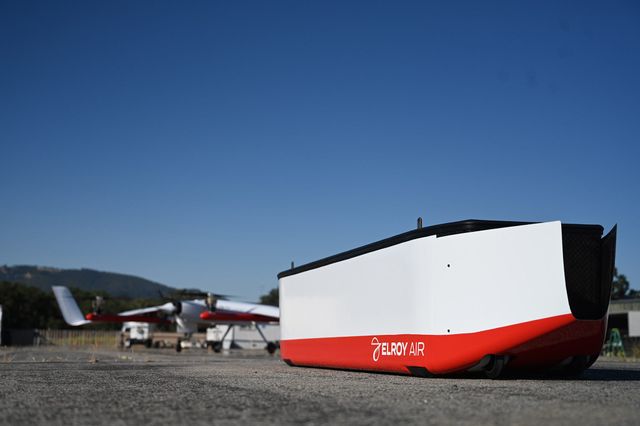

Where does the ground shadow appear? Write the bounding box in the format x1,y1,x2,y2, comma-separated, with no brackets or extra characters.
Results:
579,367,640,382
488,366,640,382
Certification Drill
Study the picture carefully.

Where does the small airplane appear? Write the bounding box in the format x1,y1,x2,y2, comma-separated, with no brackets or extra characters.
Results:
52,286,280,353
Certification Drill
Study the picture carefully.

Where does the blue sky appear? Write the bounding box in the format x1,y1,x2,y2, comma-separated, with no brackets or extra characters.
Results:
1,1,638,299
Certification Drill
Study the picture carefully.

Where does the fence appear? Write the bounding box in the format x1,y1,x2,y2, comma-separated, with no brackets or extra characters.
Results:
36,329,121,348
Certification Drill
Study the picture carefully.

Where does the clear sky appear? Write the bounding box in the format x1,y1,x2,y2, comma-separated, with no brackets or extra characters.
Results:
1,1,638,299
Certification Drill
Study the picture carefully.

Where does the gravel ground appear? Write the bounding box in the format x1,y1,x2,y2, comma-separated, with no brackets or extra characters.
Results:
0,346,639,425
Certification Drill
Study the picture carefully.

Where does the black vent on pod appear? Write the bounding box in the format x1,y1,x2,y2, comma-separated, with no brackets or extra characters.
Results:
562,224,617,320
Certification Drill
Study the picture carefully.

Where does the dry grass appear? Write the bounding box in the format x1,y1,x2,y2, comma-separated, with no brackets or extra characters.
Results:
1,353,15,363
88,342,99,363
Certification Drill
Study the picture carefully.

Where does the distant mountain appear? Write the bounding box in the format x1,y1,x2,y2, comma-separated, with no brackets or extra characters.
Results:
0,265,177,299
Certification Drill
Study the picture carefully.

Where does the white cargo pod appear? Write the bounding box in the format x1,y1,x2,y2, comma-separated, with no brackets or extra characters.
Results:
279,220,616,377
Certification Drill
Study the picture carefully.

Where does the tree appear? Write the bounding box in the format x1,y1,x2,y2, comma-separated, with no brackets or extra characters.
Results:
0,281,66,329
0,281,167,330
611,268,630,300
259,288,279,307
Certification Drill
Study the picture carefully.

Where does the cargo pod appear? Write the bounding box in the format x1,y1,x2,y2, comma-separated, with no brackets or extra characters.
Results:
278,220,616,378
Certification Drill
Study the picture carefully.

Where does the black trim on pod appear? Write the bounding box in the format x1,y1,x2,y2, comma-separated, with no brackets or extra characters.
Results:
562,225,616,320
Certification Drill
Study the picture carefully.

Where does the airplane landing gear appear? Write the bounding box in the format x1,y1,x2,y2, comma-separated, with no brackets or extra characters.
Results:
211,342,223,353
207,325,234,354
266,342,278,355
254,323,279,355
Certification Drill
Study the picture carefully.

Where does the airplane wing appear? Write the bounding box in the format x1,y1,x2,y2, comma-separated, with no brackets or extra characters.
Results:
85,302,176,323
200,299,280,323
52,286,92,326
118,303,176,316
53,286,175,325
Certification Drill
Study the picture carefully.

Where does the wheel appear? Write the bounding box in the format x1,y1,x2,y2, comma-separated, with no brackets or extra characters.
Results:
144,339,152,348
585,353,599,369
212,342,222,353
483,355,506,379
266,342,277,355
560,355,589,377
176,340,182,353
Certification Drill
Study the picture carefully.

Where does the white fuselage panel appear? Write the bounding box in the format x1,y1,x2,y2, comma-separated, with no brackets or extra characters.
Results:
280,221,571,340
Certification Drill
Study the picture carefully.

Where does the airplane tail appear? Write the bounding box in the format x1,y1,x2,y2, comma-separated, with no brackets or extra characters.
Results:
52,286,92,326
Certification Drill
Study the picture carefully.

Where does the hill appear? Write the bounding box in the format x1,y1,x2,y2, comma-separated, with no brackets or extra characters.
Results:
0,265,177,299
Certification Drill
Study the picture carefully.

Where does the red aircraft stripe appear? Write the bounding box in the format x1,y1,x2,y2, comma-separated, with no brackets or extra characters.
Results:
85,313,171,324
199,310,278,323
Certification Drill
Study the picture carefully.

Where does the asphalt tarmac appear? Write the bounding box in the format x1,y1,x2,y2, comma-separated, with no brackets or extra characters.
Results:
0,346,639,425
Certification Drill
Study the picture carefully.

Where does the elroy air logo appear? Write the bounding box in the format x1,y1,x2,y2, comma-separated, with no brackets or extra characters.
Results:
370,337,425,362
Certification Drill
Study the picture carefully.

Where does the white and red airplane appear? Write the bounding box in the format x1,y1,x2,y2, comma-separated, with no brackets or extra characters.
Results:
52,286,280,353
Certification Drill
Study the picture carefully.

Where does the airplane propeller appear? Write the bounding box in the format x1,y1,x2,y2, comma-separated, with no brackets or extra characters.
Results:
77,295,116,315
159,289,239,312
172,300,182,315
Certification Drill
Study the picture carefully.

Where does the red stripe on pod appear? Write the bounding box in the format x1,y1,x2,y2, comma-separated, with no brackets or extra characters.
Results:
281,314,605,375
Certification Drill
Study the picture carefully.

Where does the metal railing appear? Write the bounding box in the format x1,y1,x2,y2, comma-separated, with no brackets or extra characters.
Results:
35,329,120,347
